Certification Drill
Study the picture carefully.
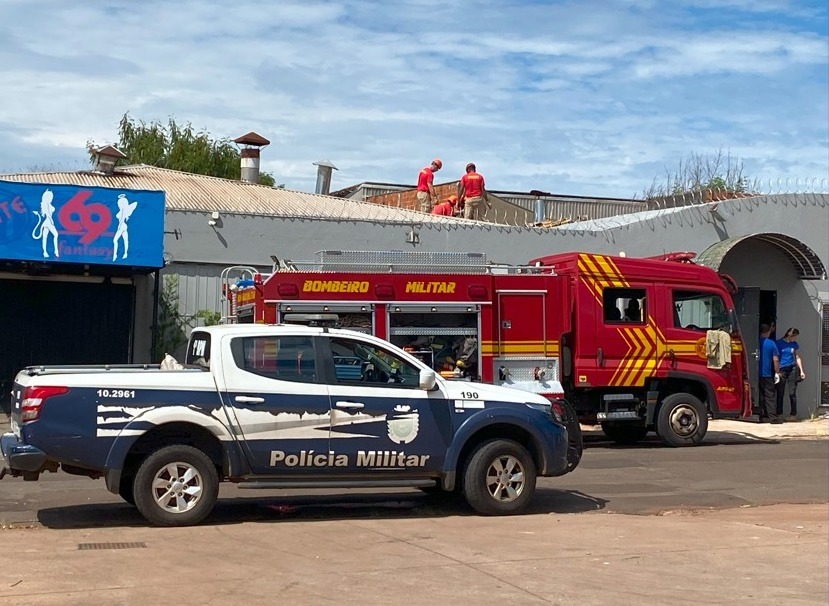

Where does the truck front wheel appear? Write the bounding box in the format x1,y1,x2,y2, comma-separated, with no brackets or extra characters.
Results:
463,439,536,515
656,393,708,447
133,445,219,527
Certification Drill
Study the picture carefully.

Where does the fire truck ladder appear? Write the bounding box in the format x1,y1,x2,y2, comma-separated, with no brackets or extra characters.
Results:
220,265,259,324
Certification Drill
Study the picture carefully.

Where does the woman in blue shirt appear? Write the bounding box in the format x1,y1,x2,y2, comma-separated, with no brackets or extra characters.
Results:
776,327,805,419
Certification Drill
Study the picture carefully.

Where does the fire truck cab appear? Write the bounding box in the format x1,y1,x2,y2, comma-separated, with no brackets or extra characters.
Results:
224,250,750,447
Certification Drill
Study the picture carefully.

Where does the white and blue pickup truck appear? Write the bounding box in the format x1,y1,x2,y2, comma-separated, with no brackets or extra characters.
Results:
1,324,581,526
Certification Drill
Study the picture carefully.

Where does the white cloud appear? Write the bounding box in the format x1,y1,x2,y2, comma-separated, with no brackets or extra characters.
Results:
0,0,825,198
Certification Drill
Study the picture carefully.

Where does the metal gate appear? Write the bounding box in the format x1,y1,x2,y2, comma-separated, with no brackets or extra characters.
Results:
0,278,134,410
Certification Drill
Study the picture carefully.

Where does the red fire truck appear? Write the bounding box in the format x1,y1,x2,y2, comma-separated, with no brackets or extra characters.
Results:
222,250,752,447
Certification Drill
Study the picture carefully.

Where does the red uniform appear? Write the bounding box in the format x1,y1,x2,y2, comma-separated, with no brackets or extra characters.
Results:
460,171,485,198
417,167,434,192
432,201,454,216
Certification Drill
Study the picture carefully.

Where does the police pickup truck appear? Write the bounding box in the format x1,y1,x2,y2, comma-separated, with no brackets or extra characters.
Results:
1,324,581,526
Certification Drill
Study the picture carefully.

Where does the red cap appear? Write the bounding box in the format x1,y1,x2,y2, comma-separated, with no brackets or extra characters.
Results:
465,162,476,172
432,158,442,169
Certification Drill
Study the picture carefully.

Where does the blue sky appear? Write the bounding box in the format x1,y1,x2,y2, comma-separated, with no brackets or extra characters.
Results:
0,0,826,197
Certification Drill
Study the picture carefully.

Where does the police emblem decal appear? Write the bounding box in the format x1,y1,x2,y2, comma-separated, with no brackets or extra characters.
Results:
387,404,420,444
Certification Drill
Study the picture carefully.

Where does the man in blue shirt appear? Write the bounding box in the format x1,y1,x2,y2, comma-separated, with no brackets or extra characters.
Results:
758,323,781,423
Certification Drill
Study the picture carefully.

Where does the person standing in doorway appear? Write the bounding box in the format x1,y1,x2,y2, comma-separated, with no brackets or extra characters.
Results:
457,162,490,220
775,327,805,420
758,323,781,423
416,159,442,212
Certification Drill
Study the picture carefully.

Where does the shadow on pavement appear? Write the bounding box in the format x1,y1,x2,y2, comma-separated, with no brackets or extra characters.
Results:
582,432,781,449
36,488,606,529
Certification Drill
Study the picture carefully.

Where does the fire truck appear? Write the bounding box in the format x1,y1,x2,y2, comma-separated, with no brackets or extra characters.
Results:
222,250,752,447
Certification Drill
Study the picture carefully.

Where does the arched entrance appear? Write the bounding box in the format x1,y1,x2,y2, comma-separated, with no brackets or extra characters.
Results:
696,233,826,281
696,234,827,417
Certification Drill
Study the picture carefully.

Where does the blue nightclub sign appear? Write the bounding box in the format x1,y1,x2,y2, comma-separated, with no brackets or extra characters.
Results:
0,180,165,268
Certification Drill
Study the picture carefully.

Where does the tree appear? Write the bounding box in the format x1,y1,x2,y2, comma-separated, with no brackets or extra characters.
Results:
89,113,276,186
640,149,752,199
152,275,225,362
153,275,188,362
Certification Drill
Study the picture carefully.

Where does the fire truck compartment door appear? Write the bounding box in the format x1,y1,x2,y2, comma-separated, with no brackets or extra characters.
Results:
496,291,547,357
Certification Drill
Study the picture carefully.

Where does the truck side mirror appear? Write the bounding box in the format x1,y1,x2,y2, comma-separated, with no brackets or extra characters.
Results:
419,368,437,391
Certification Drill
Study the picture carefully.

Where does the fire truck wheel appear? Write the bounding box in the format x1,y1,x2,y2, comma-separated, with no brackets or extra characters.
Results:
656,393,708,447
133,445,219,527
463,439,536,515
600,422,649,445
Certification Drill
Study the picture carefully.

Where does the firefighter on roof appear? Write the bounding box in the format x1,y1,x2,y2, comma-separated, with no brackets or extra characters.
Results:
457,162,490,220
416,159,442,212
432,194,458,216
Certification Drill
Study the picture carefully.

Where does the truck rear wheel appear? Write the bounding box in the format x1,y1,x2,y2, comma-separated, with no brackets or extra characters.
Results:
463,439,536,515
600,422,649,445
656,393,708,447
133,445,219,527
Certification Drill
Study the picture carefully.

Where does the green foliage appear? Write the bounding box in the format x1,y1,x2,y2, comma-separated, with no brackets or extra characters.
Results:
153,275,223,362
257,172,276,187
153,275,188,362
90,113,277,185
193,309,222,326
641,149,752,199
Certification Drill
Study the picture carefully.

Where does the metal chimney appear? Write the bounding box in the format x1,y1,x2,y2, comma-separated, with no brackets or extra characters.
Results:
533,198,545,223
313,160,338,195
529,190,550,224
92,145,127,175
233,132,270,183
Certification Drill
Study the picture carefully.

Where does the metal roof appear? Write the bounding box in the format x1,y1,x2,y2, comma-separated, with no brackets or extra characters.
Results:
0,165,476,224
697,233,827,280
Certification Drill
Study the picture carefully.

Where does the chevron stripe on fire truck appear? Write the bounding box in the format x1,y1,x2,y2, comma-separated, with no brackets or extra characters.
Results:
577,253,629,304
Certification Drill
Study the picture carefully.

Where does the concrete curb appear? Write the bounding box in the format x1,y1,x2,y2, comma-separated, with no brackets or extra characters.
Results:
582,417,829,441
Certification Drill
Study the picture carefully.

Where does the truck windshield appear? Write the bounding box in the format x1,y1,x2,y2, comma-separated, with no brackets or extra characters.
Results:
673,290,729,331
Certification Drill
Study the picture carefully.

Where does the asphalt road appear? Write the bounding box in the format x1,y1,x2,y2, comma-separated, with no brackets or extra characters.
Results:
2,436,826,528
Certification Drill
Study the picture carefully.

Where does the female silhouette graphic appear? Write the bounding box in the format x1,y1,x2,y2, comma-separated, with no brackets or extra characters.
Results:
112,194,138,261
31,189,59,258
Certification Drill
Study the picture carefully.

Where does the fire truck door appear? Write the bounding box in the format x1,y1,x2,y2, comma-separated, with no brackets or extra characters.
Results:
734,287,760,410
586,285,655,388
497,292,546,356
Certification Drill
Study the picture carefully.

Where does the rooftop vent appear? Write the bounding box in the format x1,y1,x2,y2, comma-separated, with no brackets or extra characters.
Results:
234,132,270,184
92,145,127,175
313,160,338,195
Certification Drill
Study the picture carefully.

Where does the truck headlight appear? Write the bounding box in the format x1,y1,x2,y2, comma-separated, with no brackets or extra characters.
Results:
525,401,559,420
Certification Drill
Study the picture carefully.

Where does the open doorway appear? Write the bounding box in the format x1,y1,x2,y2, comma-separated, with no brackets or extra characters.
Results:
759,290,778,339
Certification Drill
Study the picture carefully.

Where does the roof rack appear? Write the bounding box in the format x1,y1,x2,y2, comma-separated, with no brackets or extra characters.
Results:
276,250,554,275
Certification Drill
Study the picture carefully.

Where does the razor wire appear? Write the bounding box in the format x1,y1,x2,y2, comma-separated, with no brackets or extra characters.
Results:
279,177,828,229
2,165,825,231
